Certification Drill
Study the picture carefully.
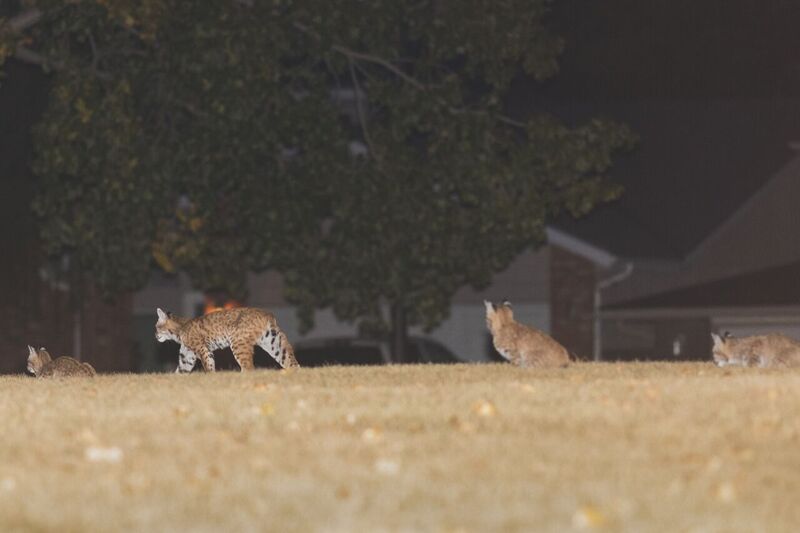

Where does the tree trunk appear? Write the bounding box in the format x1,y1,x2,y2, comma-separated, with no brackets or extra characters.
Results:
389,302,408,364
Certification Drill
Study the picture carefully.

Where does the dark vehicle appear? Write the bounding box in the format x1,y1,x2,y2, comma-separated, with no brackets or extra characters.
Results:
293,336,461,367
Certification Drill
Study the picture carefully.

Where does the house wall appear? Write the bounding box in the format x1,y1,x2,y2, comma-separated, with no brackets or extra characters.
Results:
600,306,800,362
601,317,711,361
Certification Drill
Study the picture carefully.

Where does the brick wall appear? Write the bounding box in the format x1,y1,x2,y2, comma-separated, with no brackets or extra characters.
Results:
549,245,596,360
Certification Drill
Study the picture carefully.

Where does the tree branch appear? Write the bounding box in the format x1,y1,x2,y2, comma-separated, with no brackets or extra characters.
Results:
13,46,47,66
448,107,527,129
88,31,98,71
348,56,378,161
12,45,113,81
334,44,426,91
7,9,42,33
170,98,209,118
3,9,43,66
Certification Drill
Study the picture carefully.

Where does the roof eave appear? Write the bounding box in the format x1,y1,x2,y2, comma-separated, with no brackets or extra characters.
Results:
545,226,617,269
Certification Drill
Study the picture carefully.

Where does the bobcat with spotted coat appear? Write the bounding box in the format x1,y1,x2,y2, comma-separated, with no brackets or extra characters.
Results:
26,346,96,377
711,331,800,368
485,300,570,368
155,307,299,372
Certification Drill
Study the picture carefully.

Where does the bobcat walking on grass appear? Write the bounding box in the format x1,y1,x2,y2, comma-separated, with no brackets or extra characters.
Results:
711,332,800,368
26,346,96,377
155,307,299,373
484,300,570,368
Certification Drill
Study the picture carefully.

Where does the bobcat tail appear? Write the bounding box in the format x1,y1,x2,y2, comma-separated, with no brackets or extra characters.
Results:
276,327,299,368
259,324,300,368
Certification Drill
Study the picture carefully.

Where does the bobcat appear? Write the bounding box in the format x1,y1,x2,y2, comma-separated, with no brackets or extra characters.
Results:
26,346,96,377
155,307,299,373
484,300,570,368
711,332,800,368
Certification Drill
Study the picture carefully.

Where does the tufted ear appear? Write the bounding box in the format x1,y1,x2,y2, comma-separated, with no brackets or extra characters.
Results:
38,347,52,362
483,300,494,313
711,332,725,348
156,308,167,323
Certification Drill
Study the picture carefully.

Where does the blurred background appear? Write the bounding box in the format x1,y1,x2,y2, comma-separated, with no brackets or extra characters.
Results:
3,0,800,372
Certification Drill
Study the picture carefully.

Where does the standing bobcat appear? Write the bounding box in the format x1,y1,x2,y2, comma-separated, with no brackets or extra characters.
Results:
155,307,299,372
26,346,96,377
711,332,800,368
484,300,570,368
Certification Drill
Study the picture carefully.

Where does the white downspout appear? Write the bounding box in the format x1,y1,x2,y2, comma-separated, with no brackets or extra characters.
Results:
593,262,634,361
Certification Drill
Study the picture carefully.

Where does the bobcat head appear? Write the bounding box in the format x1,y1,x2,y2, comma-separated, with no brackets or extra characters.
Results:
155,308,183,343
26,345,52,377
710,332,734,366
484,300,514,333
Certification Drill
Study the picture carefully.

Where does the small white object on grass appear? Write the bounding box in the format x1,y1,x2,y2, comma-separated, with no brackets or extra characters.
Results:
373,458,400,476
85,446,124,463
361,427,382,443
472,399,497,417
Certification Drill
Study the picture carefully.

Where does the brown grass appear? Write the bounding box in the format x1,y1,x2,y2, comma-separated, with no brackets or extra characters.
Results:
1,363,799,532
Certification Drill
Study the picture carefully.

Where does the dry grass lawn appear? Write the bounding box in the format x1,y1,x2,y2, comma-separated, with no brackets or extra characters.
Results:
1,362,798,532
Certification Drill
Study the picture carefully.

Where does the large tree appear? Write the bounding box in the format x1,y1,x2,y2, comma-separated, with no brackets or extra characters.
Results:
3,1,634,359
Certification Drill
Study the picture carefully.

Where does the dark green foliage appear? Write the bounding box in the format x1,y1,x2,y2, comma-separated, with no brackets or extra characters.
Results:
8,1,634,344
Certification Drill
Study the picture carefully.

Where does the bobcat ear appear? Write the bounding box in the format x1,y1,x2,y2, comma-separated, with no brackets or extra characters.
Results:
483,300,495,312
711,333,724,347
502,299,512,308
723,331,733,339
156,308,167,323
27,345,36,358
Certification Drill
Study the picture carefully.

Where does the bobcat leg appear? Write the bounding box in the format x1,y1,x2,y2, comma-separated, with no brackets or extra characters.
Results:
231,343,255,372
178,344,214,372
176,345,198,373
199,347,216,372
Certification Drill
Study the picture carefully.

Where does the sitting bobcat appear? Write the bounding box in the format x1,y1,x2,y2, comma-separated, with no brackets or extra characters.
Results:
711,332,800,368
155,307,299,372
484,300,570,368
27,346,96,377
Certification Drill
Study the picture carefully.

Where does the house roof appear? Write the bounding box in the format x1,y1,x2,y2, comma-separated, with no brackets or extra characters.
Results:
544,226,615,268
